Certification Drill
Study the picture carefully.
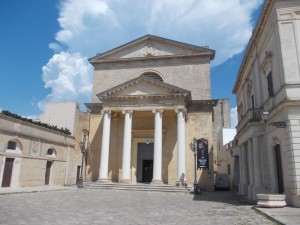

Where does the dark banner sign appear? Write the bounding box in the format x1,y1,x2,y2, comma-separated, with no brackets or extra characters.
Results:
197,138,209,170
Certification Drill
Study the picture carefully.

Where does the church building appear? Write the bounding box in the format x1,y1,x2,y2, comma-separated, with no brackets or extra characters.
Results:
85,35,229,191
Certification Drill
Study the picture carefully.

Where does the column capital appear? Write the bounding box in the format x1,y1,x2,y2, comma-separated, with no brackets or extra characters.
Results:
102,110,111,115
152,109,164,114
122,110,133,115
175,108,187,115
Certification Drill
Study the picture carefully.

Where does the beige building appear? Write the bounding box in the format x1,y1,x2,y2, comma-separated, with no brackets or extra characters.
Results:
0,113,80,188
216,128,237,190
85,35,228,190
232,0,300,207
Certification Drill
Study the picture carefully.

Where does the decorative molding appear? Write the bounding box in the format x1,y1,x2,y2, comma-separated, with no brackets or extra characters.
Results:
268,121,287,128
143,43,157,56
272,136,281,146
31,140,41,156
245,78,253,93
259,50,273,74
85,103,103,114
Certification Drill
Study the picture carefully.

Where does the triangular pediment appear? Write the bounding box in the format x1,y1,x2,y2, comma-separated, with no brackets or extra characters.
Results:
97,75,191,105
89,34,214,63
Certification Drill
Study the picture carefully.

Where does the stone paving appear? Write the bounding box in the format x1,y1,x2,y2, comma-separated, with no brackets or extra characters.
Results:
0,189,275,225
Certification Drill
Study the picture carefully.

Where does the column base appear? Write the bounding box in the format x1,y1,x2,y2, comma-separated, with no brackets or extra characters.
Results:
175,180,187,187
240,183,248,195
150,179,164,186
248,184,255,200
97,178,112,183
119,179,131,184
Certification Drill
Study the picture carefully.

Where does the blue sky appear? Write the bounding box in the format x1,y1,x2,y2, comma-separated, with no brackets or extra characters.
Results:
0,0,263,120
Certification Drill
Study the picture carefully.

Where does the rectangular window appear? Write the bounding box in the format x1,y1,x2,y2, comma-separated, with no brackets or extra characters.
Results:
7,141,17,150
228,164,231,175
267,71,274,97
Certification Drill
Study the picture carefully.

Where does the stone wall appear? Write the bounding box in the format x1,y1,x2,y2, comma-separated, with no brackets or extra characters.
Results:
0,114,78,187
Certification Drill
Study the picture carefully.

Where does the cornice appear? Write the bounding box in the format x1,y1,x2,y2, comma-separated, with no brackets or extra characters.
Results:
233,0,274,93
90,53,213,65
85,103,103,114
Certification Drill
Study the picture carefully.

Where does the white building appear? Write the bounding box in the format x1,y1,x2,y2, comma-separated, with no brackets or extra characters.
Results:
232,0,300,207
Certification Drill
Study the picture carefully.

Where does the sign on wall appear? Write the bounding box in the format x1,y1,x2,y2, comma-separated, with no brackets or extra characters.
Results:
197,138,209,170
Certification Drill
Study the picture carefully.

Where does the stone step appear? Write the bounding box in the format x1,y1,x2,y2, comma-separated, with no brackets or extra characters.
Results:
86,182,193,193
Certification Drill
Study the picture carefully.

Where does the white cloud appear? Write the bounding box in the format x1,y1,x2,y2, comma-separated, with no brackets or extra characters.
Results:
49,42,62,52
38,51,93,111
38,0,262,111
52,0,262,62
145,0,262,65
230,107,238,129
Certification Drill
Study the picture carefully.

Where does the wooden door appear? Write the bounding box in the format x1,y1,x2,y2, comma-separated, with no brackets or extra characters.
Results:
142,160,153,183
76,166,81,185
1,158,14,187
275,145,284,194
45,161,52,185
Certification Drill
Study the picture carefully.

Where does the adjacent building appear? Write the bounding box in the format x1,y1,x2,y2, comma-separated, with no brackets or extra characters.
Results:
216,128,237,190
0,113,79,187
232,0,300,207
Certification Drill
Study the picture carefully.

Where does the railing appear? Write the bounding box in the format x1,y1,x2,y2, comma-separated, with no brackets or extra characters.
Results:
236,108,263,132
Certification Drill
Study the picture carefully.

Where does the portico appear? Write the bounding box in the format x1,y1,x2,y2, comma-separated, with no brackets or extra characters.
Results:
94,75,190,185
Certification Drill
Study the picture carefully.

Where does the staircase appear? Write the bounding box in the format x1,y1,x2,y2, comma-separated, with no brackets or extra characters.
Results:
86,182,192,193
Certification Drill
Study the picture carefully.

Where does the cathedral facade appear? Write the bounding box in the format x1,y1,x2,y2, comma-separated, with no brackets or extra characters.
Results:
85,35,228,190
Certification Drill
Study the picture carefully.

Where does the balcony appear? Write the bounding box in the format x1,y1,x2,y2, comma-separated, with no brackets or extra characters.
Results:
236,108,263,132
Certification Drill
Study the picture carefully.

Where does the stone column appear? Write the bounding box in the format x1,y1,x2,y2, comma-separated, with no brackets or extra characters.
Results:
247,139,255,200
175,108,186,186
238,145,244,195
241,144,248,195
151,109,163,185
121,110,133,183
252,135,263,198
99,110,111,182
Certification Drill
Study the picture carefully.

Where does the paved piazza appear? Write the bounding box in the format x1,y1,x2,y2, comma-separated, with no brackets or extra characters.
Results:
0,189,275,225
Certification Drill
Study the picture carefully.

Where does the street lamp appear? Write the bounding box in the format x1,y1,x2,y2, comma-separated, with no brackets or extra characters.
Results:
189,137,200,194
262,110,287,128
78,135,88,188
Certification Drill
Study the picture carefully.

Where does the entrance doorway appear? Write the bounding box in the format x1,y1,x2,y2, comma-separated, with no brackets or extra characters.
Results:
137,143,154,183
1,158,14,187
142,160,153,183
45,161,52,185
274,144,284,194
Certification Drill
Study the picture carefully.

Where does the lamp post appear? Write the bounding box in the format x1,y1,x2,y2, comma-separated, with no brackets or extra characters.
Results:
78,135,87,188
189,137,199,194
262,110,287,128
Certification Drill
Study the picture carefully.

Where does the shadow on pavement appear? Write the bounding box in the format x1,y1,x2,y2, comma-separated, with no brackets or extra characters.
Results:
191,190,257,206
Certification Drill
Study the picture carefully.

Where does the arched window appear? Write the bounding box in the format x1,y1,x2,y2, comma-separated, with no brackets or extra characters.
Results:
47,148,56,157
5,139,22,154
142,72,164,82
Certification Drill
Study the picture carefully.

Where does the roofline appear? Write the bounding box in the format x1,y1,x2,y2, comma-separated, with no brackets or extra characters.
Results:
89,34,215,62
232,0,274,93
